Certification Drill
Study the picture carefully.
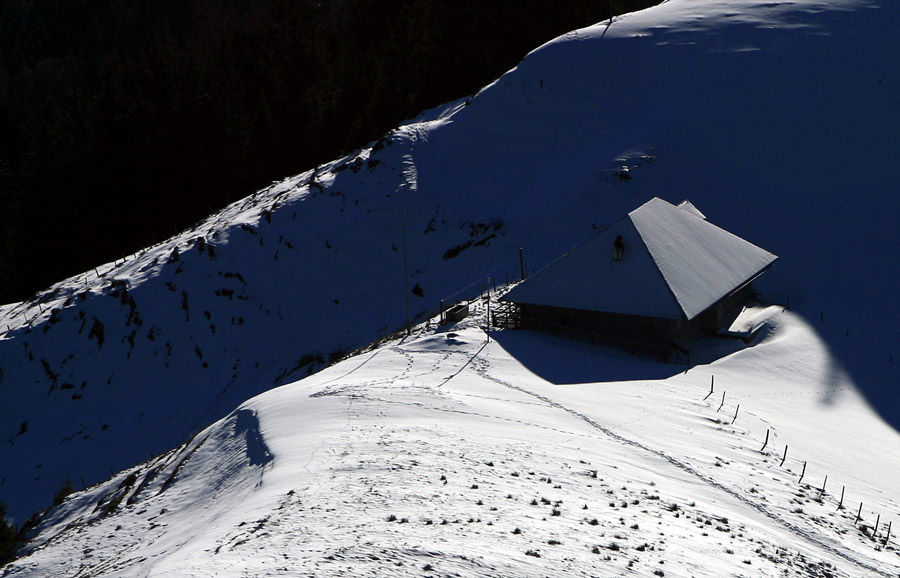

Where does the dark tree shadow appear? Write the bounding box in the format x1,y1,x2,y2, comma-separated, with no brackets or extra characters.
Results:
234,409,274,467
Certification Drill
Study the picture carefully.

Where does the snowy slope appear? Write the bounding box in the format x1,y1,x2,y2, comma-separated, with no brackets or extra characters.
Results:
5,302,900,576
2,0,900,565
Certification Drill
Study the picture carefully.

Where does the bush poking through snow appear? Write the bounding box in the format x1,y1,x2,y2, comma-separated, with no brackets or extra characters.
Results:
52,477,75,507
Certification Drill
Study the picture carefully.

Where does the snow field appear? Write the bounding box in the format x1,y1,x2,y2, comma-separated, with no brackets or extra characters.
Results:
7,297,899,576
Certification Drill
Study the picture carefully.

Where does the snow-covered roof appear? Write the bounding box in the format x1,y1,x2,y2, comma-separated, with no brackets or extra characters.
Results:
502,198,777,320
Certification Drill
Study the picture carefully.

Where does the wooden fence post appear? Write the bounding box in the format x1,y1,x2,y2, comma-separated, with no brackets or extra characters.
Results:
519,248,526,281
486,293,491,344
779,445,788,467
855,502,863,524
798,461,807,484
717,390,726,412
838,486,845,510
731,404,740,424
821,475,828,495
703,375,715,400
760,429,770,452
885,521,892,545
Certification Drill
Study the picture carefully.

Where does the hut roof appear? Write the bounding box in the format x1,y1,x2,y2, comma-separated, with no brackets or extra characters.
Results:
501,198,777,320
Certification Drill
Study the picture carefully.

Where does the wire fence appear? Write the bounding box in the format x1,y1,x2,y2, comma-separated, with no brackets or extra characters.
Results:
698,375,896,549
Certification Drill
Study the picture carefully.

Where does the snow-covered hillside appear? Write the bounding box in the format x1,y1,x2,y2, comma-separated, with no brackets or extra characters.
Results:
6,302,900,576
2,0,900,573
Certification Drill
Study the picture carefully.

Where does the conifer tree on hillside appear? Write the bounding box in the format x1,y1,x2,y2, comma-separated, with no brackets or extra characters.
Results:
0,499,18,566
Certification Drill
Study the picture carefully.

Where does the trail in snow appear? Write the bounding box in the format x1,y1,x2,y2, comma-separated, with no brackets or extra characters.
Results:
469,341,894,577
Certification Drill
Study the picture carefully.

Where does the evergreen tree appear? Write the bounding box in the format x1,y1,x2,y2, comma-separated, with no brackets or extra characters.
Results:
0,499,18,566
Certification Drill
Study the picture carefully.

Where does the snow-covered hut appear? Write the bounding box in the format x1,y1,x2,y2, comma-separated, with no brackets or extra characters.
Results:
500,198,777,355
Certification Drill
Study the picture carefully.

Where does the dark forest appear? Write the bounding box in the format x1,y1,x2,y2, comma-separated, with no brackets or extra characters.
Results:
0,0,656,303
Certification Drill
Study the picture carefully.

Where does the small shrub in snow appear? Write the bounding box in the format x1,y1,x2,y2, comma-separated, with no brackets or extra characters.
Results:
52,477,75,506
